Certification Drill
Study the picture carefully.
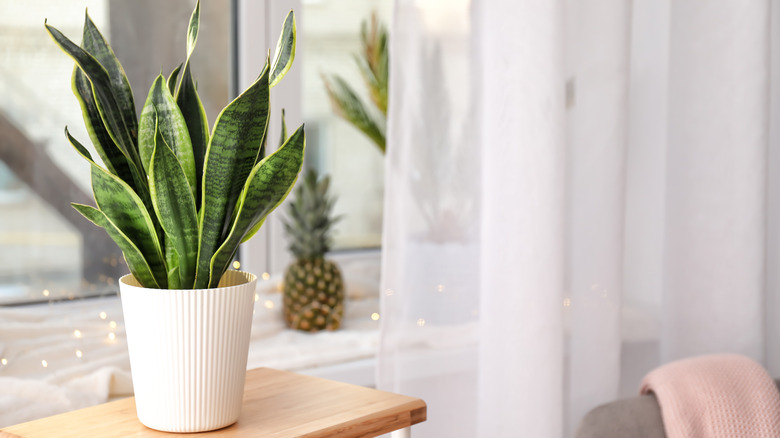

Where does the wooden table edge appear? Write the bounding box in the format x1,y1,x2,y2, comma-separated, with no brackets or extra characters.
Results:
0,368,428,438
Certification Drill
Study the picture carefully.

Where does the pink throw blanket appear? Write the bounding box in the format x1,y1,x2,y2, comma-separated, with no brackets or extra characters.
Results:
640,354,780,438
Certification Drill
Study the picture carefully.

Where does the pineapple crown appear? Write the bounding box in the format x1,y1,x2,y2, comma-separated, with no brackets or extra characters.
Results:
284,169,339,259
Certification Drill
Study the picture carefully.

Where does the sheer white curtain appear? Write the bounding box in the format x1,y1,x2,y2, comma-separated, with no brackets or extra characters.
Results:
378,0,780,436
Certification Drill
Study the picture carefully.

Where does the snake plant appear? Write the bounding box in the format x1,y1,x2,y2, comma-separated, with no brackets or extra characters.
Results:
45,1,304,289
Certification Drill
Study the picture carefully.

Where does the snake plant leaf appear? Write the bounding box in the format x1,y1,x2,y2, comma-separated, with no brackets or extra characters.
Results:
211,125,305,285
186,0,201,59
176,65,209,204
167,265,181,290
81,11,138,144
175,0,208,206
139,76,196,198
323,74,386,152
270,10,296,88
65,127,167,288
241,110,290,243
194,63,271,288
149,124,199,289
72,203,161,289
167,63,182,94
46,23,146,188
90,163,168,287
164,237,180,289
64,126,94,161
278,109,288,149
72,67,134,184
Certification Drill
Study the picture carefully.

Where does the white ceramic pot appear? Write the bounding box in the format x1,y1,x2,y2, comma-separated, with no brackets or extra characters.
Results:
119,270,257,433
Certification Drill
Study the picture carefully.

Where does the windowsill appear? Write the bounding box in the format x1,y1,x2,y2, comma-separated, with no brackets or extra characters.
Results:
0,255,381,427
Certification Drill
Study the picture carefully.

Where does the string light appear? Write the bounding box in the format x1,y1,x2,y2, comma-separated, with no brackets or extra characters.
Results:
371,313,380,321
108,332,116,341
109,321,117,329
41,360,48,368
73,329,82,338
99,312,107,320
42,289,50,297
262,272,270,281
563,298,572,307
417,318,426,327
254,293,260,302
232,261,241,270
436,284,445,292
264,300,274,309
1,358,7,366
76,350,83,358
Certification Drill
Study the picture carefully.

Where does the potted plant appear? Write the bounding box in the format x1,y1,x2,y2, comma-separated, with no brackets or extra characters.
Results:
45,1,304,432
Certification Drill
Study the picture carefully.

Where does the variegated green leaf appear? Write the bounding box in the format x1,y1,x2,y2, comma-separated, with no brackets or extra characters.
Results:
278,109,288,148
241,110,289,243
72,203,161,289
65,128,167,288
65,126,94,161
270,10,296,88
139,76,196,197
46,23,146,188
177,65,209,205
210,125,305,286
186,0,201,59
81,11,138,144
167,63,182,94
165,238,180,290
194,63,271,288
72,67,134,184
176,0,209,207
149,124,199,289
167,265,181,290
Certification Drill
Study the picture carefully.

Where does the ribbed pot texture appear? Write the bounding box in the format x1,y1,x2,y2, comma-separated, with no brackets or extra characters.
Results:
119,270,257,433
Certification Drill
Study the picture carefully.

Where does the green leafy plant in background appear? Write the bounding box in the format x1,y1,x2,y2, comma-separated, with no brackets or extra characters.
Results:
45,1,305,290
322,13,388,154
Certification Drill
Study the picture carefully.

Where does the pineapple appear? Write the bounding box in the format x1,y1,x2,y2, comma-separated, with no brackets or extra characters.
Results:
282,169,344,332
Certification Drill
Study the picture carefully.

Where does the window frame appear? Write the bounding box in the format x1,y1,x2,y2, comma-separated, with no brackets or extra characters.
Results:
236,0,383,277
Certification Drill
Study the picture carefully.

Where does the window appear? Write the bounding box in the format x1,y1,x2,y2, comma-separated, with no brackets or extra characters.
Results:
300,0,391,250
0,0,229,304
0,5,385,422
238,0,391,275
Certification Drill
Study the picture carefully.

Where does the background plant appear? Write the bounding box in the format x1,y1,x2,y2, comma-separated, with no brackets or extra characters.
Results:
45,1,305,289
322,13,388,154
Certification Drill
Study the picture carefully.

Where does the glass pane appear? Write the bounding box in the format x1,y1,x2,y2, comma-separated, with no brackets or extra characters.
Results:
301,0,392,250
0,0,229,304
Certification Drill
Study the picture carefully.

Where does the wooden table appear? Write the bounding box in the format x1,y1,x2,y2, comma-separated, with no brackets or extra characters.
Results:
0,368,426,438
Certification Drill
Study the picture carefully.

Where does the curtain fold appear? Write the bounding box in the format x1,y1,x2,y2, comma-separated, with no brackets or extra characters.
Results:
564,0,631,432
476,0,565,436
662,0,770,363
378,0,779,436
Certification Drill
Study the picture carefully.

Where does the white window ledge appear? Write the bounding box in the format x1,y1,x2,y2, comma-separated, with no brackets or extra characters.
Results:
0,255,381,427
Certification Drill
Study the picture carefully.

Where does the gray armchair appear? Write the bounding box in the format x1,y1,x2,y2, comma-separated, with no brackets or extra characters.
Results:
575,380,780,438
